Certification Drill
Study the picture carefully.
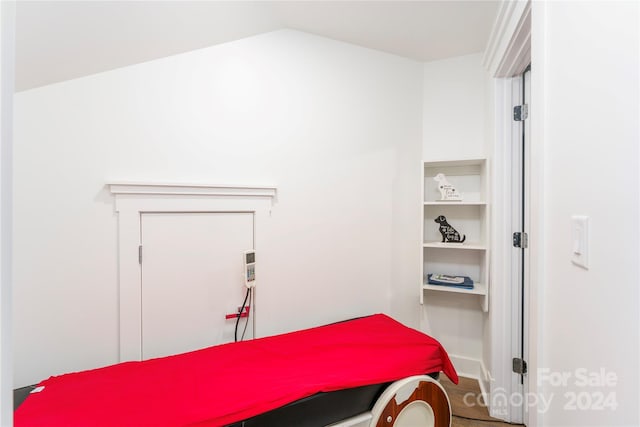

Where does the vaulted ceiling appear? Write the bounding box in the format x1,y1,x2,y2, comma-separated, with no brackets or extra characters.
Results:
16,1,500,92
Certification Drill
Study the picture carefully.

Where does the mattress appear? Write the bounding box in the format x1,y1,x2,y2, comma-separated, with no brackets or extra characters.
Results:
15,314,457,427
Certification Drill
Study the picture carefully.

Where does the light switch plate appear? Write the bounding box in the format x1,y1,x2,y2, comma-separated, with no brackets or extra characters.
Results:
571,215,589,269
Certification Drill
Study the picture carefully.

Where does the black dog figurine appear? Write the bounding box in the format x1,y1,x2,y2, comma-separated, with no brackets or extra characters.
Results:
434,215,466,243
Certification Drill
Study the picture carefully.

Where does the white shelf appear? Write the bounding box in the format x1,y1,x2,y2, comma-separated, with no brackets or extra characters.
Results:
423,242,486,250
421,157,489,312
423,158,487,167
423,282,487,296
424,201,487,206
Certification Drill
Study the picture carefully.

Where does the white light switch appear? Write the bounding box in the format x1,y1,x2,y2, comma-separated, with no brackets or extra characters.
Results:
571,215,589,269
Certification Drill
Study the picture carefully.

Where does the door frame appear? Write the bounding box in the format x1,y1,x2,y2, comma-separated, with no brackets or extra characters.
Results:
489,76,528,424
494,69,531,424
483,0,532,424
109,182,276,361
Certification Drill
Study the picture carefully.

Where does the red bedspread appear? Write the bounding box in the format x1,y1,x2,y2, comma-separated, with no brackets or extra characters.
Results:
15,314,457,427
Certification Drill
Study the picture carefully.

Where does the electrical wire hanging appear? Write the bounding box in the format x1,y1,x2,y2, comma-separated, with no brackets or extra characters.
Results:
240,288,252,341
234,287,251,343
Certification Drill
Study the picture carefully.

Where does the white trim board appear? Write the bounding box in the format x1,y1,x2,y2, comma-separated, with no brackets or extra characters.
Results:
108,182,276,362
448,354,490,399
483,0,531,78
109,182,277,200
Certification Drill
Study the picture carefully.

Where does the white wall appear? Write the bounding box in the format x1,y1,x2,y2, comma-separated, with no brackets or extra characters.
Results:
421,53,491,370
13,29,423,387
531,2,639,425
423,53,489,159
0,2,15,424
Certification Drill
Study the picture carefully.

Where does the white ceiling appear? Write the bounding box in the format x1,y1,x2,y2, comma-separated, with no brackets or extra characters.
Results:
15,1,500,92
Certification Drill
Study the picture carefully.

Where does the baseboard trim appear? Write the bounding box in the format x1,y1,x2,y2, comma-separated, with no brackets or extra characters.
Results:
448,354,490,398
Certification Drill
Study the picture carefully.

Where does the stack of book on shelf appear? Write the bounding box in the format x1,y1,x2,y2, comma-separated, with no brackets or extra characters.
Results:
427,274,474,290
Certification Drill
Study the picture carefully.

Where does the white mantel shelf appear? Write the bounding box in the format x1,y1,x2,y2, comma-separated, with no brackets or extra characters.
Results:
108,182,277,202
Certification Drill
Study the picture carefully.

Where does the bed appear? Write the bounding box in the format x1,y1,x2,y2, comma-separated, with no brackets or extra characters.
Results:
15,314,458,427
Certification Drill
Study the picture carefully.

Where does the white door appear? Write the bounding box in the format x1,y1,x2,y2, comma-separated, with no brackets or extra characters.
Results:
140,212,253,360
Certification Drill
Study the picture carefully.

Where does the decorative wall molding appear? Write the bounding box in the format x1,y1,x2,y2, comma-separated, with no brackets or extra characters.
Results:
108,181,276,362
483,0,531,77
109,182,277,203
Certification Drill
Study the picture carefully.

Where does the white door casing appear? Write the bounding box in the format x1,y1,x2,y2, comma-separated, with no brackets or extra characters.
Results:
484,0,531,423
109,183,276,362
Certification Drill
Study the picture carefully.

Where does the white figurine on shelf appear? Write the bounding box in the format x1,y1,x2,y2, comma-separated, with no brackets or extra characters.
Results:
434,173,463,201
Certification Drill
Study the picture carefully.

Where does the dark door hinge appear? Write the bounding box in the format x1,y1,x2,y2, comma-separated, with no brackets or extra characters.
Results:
138,245,142,264
513,232,528,249
513,357,528,375
514,104,529,121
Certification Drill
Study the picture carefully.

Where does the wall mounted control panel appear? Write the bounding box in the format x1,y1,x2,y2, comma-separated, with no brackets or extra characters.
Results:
244,250,256,288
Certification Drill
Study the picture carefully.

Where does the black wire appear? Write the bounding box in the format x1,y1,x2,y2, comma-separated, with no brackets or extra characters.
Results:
234,287,251,342
240,288,252,341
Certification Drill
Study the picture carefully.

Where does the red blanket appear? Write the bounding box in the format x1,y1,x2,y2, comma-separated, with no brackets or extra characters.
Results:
15,314,457,427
